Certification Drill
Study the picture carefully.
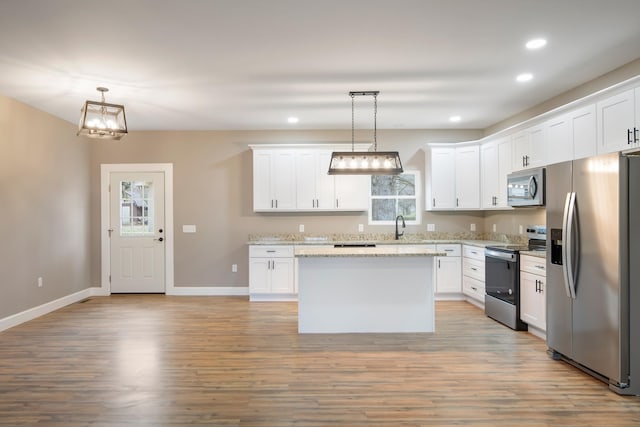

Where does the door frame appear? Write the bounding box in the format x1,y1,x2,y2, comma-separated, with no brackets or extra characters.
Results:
100,163,174,295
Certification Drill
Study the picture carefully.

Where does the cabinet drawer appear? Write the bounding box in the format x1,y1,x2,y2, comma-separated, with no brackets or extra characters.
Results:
249,245,294,258
463,257,485,281
463,245,485,261
520,254,546,275
436,244,461,257
463,276,485,303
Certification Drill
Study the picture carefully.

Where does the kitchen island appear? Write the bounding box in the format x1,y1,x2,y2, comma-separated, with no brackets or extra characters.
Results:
295,245,442,333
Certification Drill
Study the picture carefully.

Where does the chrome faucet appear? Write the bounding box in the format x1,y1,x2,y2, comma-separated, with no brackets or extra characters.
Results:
395,215,406,240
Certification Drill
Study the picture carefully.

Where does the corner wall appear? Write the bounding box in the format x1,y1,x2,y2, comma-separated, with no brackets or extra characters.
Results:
0,95,91,319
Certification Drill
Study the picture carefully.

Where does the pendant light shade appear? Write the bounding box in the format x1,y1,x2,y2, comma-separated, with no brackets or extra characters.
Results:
77,87,128,140
328,91,403,175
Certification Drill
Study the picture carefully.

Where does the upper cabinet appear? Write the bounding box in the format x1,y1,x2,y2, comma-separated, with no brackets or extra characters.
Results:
596,88,640,154
426,143,480,211
511,124,546,171
480,136,512,209
545,103,597,165
251,145,370,212
253,149,297,211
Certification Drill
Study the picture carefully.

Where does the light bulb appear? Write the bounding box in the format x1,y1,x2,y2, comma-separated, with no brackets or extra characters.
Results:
372,157,380,168
338,157,346,168
384,158,392,168
361,157,369,168
350,157,358,168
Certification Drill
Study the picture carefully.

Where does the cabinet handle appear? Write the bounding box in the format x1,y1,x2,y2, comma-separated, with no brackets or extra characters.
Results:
433,198,436,207
628,129,633,144
438,260,441,268
456,198,459,207
275,200,278,208
522,156,526,167
336,199,339,208
635,127,639,143
471,286,477,291
470,267,477,271
266,250,276,253
445,249,453,252
534,265,545,269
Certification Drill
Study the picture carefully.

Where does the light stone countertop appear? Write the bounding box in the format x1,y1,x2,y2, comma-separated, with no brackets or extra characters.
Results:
294,246,445,257
520,250,547,259
249,237,507,249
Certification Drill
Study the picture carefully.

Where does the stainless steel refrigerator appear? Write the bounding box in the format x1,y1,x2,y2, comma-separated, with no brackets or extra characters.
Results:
546,151,639,395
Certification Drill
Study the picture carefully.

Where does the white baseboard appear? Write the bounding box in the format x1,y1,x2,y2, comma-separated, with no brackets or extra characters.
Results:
167,286,249,296
0,287,103,332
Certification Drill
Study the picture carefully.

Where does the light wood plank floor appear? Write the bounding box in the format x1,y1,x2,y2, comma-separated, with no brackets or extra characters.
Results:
0,296,638,426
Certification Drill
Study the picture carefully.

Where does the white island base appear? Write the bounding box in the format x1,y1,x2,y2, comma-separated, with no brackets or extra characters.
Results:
297,251,436,333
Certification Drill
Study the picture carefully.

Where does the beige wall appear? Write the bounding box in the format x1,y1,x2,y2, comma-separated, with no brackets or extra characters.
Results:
0,95,91,318
89,129,482,287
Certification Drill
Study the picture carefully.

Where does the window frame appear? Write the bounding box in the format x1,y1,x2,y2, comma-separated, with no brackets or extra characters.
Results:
368,170,421,225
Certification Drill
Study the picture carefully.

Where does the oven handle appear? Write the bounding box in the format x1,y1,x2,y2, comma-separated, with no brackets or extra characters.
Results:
485,249,516,262
562,192,577,299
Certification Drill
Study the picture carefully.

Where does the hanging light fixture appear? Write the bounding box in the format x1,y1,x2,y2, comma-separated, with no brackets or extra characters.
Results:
77,87,128,140
328,91,403,175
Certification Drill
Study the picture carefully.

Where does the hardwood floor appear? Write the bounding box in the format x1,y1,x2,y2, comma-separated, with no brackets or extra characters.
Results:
0,296,638,426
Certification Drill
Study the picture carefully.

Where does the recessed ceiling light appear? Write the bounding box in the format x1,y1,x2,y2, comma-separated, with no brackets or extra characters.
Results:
287,117,299,124
516,73,533,82
449,115,461,123
526,38,547,49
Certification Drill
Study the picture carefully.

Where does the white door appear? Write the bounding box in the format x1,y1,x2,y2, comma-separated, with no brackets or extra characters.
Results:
110,172,165,293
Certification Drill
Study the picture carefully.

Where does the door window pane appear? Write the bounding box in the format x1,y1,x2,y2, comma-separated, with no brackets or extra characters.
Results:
120,180,154,235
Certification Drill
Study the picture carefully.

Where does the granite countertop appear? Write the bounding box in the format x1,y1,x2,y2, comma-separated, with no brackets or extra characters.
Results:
520,250,547,259
294,246,445,258
248,236,510,249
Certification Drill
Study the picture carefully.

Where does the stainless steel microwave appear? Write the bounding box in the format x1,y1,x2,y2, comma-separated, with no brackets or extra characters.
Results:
507,167,545,207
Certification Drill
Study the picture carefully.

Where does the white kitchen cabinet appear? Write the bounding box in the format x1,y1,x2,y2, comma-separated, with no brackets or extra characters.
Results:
596,88,639,154
334,174,370,210
520,254,546,334
252,150,297,211
511,124,546,171
426,143,480,211
295,150,334,210
455,145,480,209
252,145,369,212
462,245,485,305
435,244,462,296
480,136,512,209
570,104,597,160
249,245,295,300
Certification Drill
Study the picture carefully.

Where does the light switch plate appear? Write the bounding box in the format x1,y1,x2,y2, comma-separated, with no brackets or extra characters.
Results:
182,225,196,233
427,224,435,231
470,223,476,231
358,224,364,232
299,224,305,232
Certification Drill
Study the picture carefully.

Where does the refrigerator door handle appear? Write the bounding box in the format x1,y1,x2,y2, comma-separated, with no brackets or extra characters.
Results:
565,192,578,299
561,192,574,299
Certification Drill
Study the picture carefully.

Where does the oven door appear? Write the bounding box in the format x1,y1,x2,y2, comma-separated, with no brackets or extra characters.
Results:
485,249,518,304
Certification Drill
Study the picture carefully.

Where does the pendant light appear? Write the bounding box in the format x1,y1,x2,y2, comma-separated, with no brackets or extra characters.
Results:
77,87,128,140
328,91,403,175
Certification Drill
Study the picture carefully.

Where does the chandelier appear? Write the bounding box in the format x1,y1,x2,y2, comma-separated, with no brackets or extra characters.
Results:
328,91,403,175
77,87,128,140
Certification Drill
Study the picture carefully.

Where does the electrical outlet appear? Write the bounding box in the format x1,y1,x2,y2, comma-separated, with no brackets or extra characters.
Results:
427,224,435,231
299,224,305,232
232,264,238,273
470,223,476,232
358,224,364,233
519,225,524,234
492,224,497,232
37,277,43,288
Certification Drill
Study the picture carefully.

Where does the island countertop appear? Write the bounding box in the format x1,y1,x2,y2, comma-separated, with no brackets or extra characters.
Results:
294,246,445,257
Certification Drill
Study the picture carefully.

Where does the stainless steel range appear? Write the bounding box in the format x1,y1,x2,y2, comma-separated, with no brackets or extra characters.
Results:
484,227,546,331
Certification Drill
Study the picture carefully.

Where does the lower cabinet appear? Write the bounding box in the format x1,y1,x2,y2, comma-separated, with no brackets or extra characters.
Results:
520,254,547,335
434,244,462,296
462,245,485,306
249,245,295,300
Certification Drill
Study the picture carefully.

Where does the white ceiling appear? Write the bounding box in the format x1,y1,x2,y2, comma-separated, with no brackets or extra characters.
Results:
1,0,640,131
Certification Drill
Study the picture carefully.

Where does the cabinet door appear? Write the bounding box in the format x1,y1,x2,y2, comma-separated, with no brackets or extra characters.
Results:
270,258,295,293
249,258,271,293
496,137,512,208
271,151,296,210
597,89,635,154
253,151,274,210
481,141,499,208
571,104,597,160
295,151,318,210
435,256,461,293
546,113,571,165
520,271,546,331
429,147,456,209
455,145,480,209
315,151,336,209
528,124,546,168
511,130,529,171
334,174,369,210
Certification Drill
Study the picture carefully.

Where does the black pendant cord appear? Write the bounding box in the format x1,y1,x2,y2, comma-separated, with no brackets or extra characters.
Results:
373,93,377,152
351,93,355,153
